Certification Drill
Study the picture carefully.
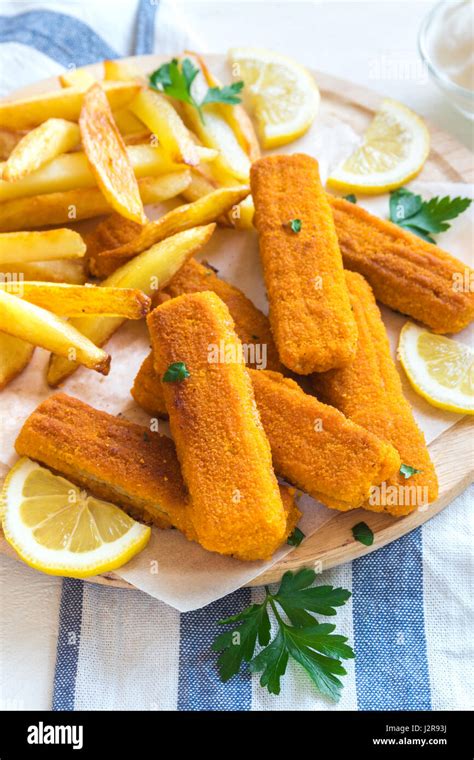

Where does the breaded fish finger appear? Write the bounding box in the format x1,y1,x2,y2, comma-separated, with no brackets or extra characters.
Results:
329,195,474,334
312,271,438,515
251,154,357,373
148,291,288,561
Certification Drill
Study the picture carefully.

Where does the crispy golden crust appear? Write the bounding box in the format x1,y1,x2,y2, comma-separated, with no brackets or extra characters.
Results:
84,213,141,277
14,392,188,532
159,258,282,371
148,291,288,561
131,351,165,416
329,195,474,334
251,154,357,373
312,271,438,515
249,369,400,511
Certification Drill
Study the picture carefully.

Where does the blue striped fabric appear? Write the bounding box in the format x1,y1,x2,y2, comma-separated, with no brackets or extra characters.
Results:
178,588,252,711
53,579,84,712
352,528,432,710
134,0,158,55
0,10,118,66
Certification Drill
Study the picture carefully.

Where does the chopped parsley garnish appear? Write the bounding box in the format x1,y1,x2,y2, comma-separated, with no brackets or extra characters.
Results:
343,194,357,204
162,361,190,383
399,463,422,479
389,188,471,243
352,521,374,546
287,527,305,546
149,58,243,123
212,568,353,701
289,218,302,233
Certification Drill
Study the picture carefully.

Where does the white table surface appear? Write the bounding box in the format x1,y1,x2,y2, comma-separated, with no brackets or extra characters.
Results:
0,0,472,711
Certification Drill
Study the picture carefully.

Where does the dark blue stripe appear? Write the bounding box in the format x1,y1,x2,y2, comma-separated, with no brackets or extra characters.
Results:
0,10,118,67
178,588,252,711
352,528,432,710
52,578,84,711
134,0,158,55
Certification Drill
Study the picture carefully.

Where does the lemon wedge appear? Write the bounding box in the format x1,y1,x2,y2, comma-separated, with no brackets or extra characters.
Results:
398,323,474,415
327,99,430,194
0,458,151,577
228,47,320,148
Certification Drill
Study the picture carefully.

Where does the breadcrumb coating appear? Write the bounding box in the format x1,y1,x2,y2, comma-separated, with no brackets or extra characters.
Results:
312,271,439,515
148,291,288,561
251,154,357,373
329,195,474,334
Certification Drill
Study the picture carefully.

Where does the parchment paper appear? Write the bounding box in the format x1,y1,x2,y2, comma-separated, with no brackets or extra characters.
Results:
0,115,472,611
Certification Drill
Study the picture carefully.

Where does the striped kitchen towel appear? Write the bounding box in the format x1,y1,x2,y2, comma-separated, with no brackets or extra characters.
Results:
1,0,472,712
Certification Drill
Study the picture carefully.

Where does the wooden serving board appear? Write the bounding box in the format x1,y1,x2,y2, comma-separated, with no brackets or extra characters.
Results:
1,56,473,589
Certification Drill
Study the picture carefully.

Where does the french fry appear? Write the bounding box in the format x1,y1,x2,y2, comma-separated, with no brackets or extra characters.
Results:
0,129,23,160
181,166,219,202
130,89,200,166
59,68,97,89
104,59,143,82
0,290,110,374
0,282,151,318
179,53,251,181
2,119,80,182
190,51,260,161
0,229,85,264
47,224,215,386
0,144,184,202
91,185,250,276
113,108,145,135
0,81,141,130
0,171,191,232
0,333,34,390
1,260,86,284
79,84,146,225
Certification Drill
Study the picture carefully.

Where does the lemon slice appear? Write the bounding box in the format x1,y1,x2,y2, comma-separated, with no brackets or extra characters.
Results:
0,458,151,577
398,322,474,414
327,99,430,194
228,47,320,149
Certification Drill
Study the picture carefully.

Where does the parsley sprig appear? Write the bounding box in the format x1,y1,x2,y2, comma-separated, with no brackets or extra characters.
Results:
149,58,244,123
389,188,472,243
212,568,353,701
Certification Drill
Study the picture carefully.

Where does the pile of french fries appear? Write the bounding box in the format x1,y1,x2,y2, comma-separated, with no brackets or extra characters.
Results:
0,55,259,389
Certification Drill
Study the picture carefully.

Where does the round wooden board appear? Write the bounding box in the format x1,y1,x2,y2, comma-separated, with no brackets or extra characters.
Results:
1,55,473,590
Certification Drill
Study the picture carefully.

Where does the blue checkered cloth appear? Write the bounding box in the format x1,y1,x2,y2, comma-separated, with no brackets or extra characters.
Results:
1,1,472,711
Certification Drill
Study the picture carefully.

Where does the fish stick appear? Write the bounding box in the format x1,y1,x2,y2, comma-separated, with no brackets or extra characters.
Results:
156,258,282,371
14,392,300,548
132,354,401,511
328,195,474,334
147,291,288,561
312,271,438,515
250,154,357,373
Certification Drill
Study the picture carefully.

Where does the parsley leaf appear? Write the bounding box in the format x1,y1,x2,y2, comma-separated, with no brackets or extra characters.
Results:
212,568,353,700
287,527,305,546
289,218,302,233
149,58,243,123
389,188,472,243
343,194,357,204
352,521,374,546
162,362,190,383
400,463,422,479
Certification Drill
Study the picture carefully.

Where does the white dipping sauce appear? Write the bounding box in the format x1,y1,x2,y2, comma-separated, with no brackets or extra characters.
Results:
426,0,474,91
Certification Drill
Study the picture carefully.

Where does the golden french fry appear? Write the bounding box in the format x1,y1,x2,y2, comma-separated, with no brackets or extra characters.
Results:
2,119,80,182
59,68,97,89
47,224,215,386
179,54,251,181
0,171,191,232
0,229,85,264
130,89,200,166
0,81,141,130
104,59,143,82
94,185,249,271
0,144,184,202
113,108,145,135
190,51,261,162
0,129,23,160
180,166,219,202
1,260,86,284
0,333,34,390
79,84,146,225
0,290,110,374
0,281,151,318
